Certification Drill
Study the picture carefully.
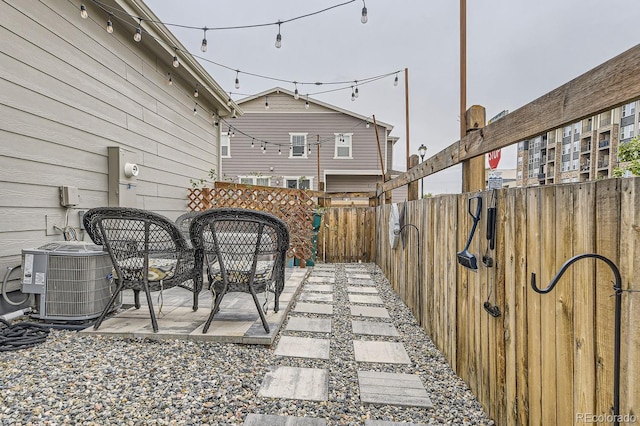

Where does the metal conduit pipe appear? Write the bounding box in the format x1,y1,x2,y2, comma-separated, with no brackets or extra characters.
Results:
530,253,622,426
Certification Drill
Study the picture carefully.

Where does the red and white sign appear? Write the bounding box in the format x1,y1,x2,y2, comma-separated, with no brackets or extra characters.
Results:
488,149,501,170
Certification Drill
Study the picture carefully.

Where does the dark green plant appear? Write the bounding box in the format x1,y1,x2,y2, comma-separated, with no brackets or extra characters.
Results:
613,136,640,177
190,168,217,188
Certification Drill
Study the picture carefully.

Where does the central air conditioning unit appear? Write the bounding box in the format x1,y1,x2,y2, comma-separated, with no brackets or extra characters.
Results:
21,241,121,321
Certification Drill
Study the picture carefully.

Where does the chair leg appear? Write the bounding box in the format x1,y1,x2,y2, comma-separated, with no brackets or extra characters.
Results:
134,290,141,309
142,282,158,333
202,291,225,333
94,281,124,330
192,289,198,312
249,289,270,333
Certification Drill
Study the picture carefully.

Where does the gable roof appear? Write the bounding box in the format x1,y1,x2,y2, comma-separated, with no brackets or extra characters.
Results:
237,87,394,132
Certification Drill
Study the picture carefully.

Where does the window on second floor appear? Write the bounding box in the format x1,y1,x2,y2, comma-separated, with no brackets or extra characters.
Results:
622,101,636,118
621,124,635,140
221,133,230,158
334,133,353,158
289,133,308,158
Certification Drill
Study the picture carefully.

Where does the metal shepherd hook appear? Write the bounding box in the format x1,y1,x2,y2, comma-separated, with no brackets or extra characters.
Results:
530,253,622,426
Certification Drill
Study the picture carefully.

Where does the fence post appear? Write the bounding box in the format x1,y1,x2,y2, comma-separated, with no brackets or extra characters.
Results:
407,154,420,201
462,105,486,193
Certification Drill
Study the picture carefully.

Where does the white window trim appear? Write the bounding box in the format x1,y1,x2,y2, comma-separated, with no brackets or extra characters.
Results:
221,133,231,158
334,133,354,159
238,176,271,186
289,133,308,159
282,176,313,190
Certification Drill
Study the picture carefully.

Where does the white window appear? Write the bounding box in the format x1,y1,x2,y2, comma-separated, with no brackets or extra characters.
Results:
238,176,271,186
563,125,571,138
622,101,636,118
572,159,578,170
221,133,230,158
289,133,308,158
621,124,634,140
284,176,312,190
334,133,353,158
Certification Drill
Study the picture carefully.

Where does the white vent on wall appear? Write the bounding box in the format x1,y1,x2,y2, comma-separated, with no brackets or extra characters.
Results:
21,242,120,321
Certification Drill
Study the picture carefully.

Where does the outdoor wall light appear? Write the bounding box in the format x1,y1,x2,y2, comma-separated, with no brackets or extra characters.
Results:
106,16,114,33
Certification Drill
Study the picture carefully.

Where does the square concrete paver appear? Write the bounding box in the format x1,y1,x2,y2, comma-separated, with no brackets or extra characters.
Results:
352,320,399,337
358,371,433,408
275,336,330,359
259,366,328,401
304,284,334,293
353,340,410,364
307,276,335,283
311,271,335,278
348,294,383,305
244,414,326,425
347,286,378,294
348,278,375,286
347,274,371,279
350,306,390,318
293,302,333,315
286,317,332,333
299,292,333,303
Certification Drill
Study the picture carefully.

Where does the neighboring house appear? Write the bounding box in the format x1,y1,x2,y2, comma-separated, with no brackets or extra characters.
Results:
221,87,406,204
0,0,235,293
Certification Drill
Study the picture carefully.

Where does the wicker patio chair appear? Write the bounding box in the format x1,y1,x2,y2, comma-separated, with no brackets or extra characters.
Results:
189,208,290,333
175,211,201,244
83,207,202,333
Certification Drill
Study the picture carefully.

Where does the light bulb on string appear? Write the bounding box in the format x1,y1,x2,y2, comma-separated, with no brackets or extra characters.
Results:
275,22,282,48
213,113,219,127
262,143,266,154
167,73,173,86
106,15,114,33
172,48,180,67
235,71,240,89
351,86,356,101
305,95,309,110
394,73,399,86
134,19,142,42
194,84,199,98
80,4,88,19
294,82,299,100
193,103,198,116
265,96,269,110
201,28,208,52
365,121,370,128
278,147,282,155
361,0,368,24
354,82,359,98
251,139,255,148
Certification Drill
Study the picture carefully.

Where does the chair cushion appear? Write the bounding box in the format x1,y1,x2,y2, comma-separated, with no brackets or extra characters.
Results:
117,257,177,282
209,260,274,293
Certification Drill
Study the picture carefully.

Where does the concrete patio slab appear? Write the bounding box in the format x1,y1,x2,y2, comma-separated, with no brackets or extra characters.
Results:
347,278,375,286
353,340,411,364
274,336,330,359
347,273,371,279
258,366,329,401
347,286,378,294
286,316,332,333
299,292,333,303
310,271,335,278
348,294,383,305
352,320,399,337
244,414,326,425
350,306,390,318
293,302,334,315
304,284,334,293
358,371,433,408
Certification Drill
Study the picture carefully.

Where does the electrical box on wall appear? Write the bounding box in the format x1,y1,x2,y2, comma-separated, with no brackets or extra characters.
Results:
59,186,80,207
108,147,139,208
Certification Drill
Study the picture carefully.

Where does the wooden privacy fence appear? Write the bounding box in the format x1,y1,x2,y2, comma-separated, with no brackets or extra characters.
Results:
356,178,638,426
188,183,316,261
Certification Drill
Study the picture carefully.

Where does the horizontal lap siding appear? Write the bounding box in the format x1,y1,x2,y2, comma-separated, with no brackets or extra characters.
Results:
0,0,221,282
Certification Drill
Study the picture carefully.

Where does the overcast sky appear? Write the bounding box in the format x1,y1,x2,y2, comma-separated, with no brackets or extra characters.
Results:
146,0,640,194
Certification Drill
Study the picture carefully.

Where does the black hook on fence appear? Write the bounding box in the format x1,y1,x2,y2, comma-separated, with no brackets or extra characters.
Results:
530,253,622,426
395,224,422,324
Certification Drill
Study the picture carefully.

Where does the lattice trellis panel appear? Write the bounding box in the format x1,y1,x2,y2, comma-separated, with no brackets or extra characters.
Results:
188,184,317,260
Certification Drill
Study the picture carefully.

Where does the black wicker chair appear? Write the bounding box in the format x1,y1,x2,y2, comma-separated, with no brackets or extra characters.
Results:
175,211,201,245
83,207,202,333
189,208,289,333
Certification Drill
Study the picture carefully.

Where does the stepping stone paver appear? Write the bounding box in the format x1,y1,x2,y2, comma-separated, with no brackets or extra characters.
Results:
352,320,399,337
347,274,371,279
307,276,335,283
353,340,411,364
348,294,383,305
259,366,328,401
275,336,330,359
286,317,332,333
293,302,333,315
311,271,335,277
358,371,433,408
299,292,333,303
347,286,378,294
244,414,327,425
350,306,390,318
305,284,334,292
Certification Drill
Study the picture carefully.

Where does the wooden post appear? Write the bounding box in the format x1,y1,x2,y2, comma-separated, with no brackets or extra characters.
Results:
407,154,419,201
462,105,486,193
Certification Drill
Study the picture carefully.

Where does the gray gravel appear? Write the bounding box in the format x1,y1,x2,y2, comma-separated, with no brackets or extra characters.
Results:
0,263,493,425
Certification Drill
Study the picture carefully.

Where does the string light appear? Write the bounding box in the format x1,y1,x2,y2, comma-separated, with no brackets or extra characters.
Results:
194,84,199,97
80,4,88,19
262,143,266,154
172,48,180,67
167,72,172,85
251,139,255,148
134,19,142,42
275,22,282,48
351,86,356,101
394,73,399,86
361,0,368,23
354,81,359,98
366,121,370,128
265,96,270,110
235,71,240,89
106,15,114,33
201,28,208,52
193,103,198,115
213,113,219,126
294,82,299,100
278,147,282,155
305,95,310,109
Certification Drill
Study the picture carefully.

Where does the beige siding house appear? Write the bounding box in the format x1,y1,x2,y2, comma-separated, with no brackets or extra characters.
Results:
221,88,405,202
0,0,235,292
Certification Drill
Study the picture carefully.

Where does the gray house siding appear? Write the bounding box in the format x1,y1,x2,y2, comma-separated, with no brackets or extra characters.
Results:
0,0,229,289
223,91,396,192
